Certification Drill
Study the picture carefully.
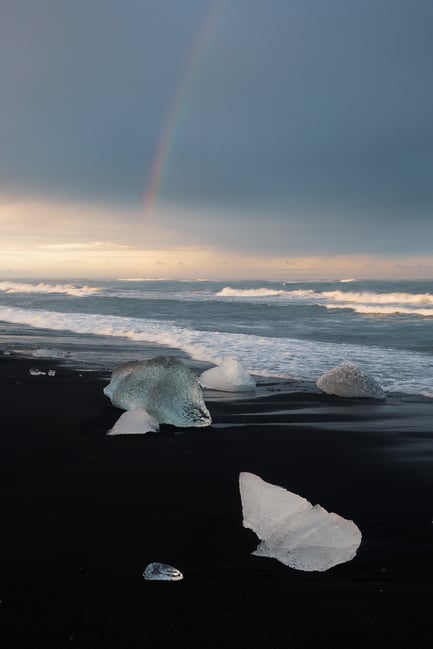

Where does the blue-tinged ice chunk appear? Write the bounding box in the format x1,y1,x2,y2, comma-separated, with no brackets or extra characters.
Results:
316,362,385,399
143,562,183,581
239,472,362,572
107,408,159,435
103,356,211,428
199,357,256,392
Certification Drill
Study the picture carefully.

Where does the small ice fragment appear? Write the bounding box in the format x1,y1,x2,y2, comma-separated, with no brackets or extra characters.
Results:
143,562,183,581
47,369,56,377
29,367,46,376
107,408,160,435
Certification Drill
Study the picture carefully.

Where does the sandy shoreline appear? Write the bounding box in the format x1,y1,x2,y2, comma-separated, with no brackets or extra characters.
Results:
0,355,432,647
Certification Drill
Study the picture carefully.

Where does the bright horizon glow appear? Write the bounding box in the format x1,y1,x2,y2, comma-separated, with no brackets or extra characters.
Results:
1,196,433,281
2,1,432,278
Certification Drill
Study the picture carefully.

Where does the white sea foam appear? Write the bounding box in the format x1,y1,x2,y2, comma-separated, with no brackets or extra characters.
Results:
0,305,432,395
117,277,169,282
321,290,433,306
217,287,289,298
0,281,100,297
326,304,433,317
21,281,426,316
32,348,69,359
4,281,427,312
217,286,433,307
215,286,433,316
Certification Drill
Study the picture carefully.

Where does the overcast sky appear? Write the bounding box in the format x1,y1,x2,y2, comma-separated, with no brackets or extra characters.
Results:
1,0,432,279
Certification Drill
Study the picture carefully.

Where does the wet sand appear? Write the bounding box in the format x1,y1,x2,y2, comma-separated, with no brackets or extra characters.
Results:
0,356,432,648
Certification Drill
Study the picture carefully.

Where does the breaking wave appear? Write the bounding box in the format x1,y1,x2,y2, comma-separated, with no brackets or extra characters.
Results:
216,286,433,316
0,305,432,394
0,281,100,297
326,304,433,317
321,290,433,306
217,287,305,298
117,277,169,282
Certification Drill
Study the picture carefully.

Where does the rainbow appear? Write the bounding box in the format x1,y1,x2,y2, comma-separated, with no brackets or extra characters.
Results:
143,0,227,219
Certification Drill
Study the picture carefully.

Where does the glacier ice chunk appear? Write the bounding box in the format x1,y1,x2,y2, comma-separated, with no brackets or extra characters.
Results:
143,562,183,581
103,356,211,428
107,408,160,435
29,367,46,376
199,357,256,392
316,362,385,399
239,472,362,572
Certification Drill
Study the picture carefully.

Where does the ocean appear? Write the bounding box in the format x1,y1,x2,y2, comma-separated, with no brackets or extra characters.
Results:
0,278,432,397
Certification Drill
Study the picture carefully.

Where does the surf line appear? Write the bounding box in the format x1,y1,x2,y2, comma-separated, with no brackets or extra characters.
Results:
143,0,227,220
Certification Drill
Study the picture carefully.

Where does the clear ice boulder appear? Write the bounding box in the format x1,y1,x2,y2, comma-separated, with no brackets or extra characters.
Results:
104,356,211,428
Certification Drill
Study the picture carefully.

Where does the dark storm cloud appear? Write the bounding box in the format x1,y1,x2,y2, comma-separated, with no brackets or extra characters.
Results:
0,0,210,201
165,0,433,214
1,0,432,254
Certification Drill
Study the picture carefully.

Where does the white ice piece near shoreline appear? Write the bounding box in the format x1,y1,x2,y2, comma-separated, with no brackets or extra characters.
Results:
103,356,211,428
199,357,256,392
29,367,56,376
316,362,386,399
107,408,160,435
239,472,362,572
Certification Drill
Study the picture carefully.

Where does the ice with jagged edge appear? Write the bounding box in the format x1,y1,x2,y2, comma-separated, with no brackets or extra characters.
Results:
239,472,362,572
103,356,211,428
316,362,385,399
107,408,160,435
29,367,46,376
199,357,256,392
143,562,183,581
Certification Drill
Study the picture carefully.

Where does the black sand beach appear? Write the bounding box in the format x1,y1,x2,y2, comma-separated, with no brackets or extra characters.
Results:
1,356,432,648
